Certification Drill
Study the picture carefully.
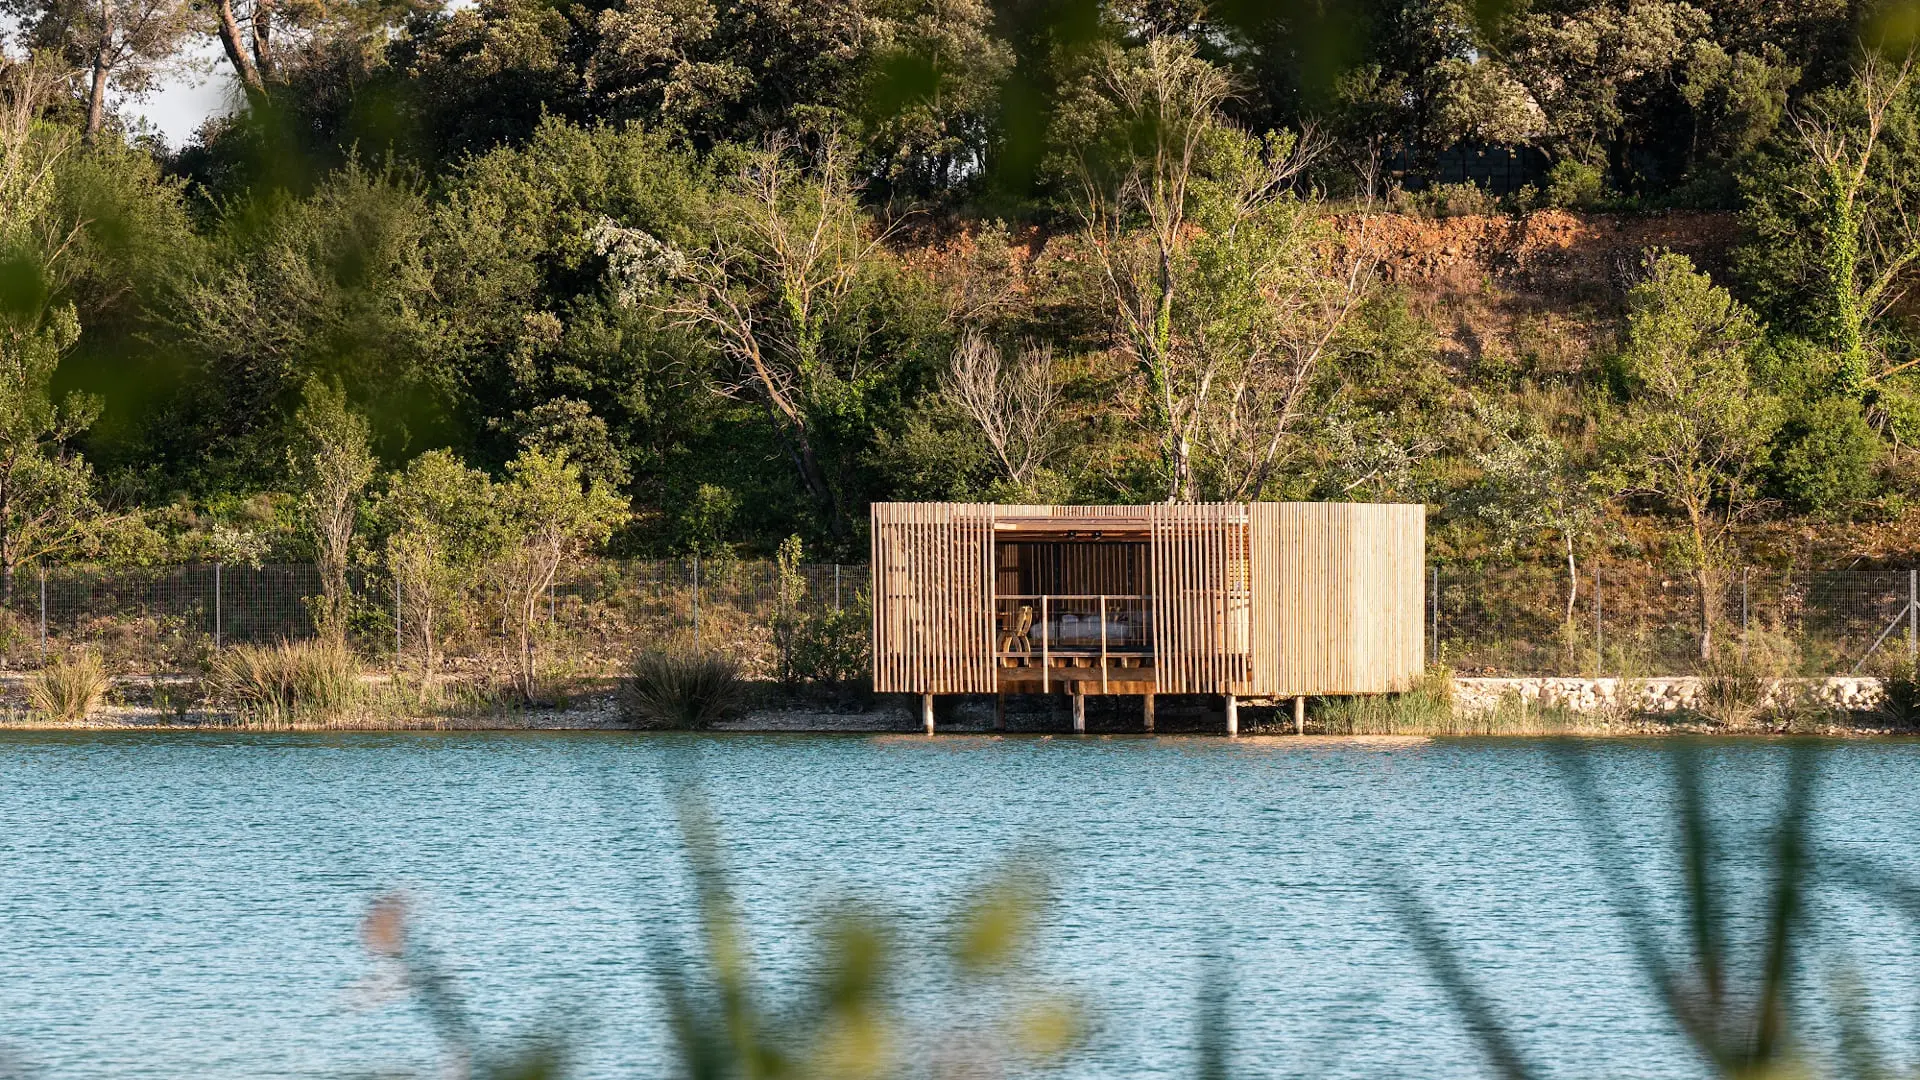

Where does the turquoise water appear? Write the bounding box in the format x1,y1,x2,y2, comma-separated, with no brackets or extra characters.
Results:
3,732,1920,1079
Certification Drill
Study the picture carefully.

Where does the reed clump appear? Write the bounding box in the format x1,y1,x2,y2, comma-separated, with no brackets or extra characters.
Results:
1317,666,1590,735
620,651,746,729
206,640,360,726
28,651,111,724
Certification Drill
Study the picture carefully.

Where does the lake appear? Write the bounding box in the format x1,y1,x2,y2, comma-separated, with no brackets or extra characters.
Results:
3,732,1919,1079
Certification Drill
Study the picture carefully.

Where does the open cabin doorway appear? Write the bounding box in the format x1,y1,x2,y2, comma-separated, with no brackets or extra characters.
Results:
992,525,1156,692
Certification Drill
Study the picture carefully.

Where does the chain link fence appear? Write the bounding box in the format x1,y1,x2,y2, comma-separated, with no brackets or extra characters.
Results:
4,558,1916,678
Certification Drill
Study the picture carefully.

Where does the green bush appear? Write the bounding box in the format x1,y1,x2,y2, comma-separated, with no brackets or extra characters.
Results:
29,651,110,724
620,651,746,729
789,591,873,699
1543,159,1608,209
1771,397,1882,514
207,640,360,725
1391,180,1500,218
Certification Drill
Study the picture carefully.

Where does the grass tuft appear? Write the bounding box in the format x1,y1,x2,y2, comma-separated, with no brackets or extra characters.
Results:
207,640,359,726
620,651,746,730
28,651,110,724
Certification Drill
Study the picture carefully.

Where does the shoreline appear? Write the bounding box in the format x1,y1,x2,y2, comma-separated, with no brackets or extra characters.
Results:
1,693,1913,737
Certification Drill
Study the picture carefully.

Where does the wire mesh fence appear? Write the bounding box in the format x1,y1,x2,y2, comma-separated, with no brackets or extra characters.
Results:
1433,565,1920,677
0,559,865,676
3,558,1916,678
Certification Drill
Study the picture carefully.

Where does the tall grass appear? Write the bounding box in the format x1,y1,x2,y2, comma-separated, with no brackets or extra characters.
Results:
1313,666,1590,735
28,651,110,724
619,651,746,730
206,640,359,726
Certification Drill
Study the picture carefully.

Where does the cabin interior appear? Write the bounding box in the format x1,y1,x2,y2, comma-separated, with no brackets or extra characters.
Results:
991,515,1242,694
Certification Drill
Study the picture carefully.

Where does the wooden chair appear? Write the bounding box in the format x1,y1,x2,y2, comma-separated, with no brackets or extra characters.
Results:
998,604,1033,662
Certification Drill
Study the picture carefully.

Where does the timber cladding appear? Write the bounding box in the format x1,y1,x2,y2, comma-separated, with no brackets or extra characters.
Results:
871,502,1426,697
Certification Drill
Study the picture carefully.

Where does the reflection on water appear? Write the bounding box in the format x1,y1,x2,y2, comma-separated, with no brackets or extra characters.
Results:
2,733,1919,1078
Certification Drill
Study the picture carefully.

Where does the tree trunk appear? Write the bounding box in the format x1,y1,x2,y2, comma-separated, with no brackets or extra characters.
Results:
250,0,275,79
212,0,268,101
85,49,110,142
0,560,12,607
1562,531,1579,629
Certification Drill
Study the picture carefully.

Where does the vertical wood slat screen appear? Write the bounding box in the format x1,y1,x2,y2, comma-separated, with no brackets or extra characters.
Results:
870,503,995,694
1249,503,1425,696
1149,504,1250,694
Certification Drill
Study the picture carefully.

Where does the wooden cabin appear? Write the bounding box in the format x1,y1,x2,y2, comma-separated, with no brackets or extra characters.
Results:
870,502,1426,734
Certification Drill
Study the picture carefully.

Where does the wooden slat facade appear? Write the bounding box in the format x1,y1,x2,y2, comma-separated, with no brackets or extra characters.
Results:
870,502,1424,697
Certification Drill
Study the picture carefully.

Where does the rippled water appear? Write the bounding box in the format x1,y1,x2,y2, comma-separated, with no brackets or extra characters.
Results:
4,732,1920,1079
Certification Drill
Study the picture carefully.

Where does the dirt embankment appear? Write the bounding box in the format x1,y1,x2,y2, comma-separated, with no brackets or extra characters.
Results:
1333,210,1741,294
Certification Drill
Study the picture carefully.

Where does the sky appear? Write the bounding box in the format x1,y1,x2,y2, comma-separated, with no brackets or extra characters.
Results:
136,38,238,147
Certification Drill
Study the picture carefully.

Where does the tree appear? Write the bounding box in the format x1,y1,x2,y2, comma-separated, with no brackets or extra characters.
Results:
1462,398,1604,642
489,448,624,701
3,0,189,139
0,306,101,603
0,64,100,604
941,330,1058,496
603,134,899,544
1783,47,1920,395
289,379,374,641
1067,38,1369,501
379,449,494,680
1603,252,1780,663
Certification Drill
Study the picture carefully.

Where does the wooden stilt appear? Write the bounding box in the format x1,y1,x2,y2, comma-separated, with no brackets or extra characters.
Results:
1142,692,1155,733
1072,685,1086,733
922,693,935,735
1225,694,1238,737
1294,695,1305,735
994,692,1006,732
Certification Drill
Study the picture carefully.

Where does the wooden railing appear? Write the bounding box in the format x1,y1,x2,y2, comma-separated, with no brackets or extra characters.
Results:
994,594,1151,693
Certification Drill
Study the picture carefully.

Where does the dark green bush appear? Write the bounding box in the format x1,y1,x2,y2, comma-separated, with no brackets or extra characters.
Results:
620,651,747,730
1770,396,1882,514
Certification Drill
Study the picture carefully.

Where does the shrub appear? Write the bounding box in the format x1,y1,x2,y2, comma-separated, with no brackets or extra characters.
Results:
207,640,360,725
1771,397,1882,515
789,590,872,699
1391,180,1500,218
28,651,110,724
1543,159,1608,209
620,651,746,730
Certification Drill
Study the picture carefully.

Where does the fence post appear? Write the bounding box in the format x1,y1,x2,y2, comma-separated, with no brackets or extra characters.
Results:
1910,568,1917,671
1739,565,1748,664
38,562,47,660
214,562,223,650
1429,566,1439,665
1593,569,1603,675
835,563,842,612
393,577,402,665
691,555,700,645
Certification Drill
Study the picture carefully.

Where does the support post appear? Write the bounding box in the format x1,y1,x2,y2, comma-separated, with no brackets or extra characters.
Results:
214,562,223,651
835,564,842,611
39,563,47,660
995,692,1006,732
1294,695,1305,736
394,576,402,664
1072,685,1086,733
1910,569,1917,671
1739,566,1749,663
1040,595,1050,694
691,555,700,645
1099,595,1109,695
921,693,934,735
1142,692,1155,733
1224,694,1238,737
